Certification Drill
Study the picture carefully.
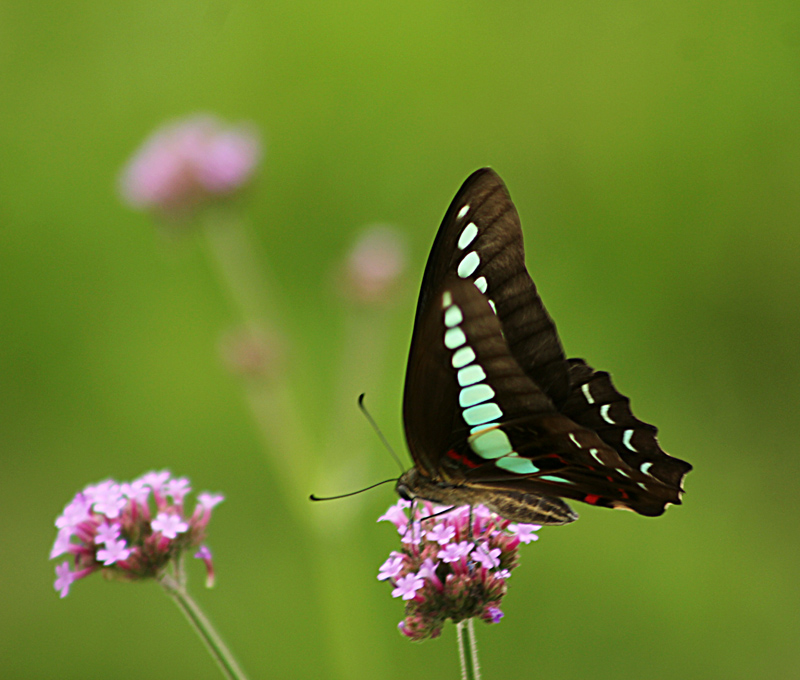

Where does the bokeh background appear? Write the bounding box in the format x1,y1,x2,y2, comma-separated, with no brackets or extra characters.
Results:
2,1,799,678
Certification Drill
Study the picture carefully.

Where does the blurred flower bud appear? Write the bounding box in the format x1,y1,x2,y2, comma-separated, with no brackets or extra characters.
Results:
340,225,407,305
119,114,262,218
219,327,285,379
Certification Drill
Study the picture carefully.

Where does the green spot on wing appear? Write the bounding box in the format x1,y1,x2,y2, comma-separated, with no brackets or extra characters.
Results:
459,383,495,408
452,346,475,369
444,327,466,349
462,402,503,426
496,455,539,474
468,427,514,460
457,364,486,387
443,305,463,328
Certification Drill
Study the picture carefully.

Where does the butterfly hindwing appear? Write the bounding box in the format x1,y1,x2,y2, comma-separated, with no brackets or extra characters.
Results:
562,359,693,490
431,277,686,517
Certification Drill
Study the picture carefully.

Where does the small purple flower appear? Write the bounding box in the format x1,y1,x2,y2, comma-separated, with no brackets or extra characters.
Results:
378,555,406,581
486,606,504,623
50,470,223,597
121,479,151,505
473,542,501,569
120,115,261,218
197,493,225,512
400,522,423,545
50,528,74,559
85,480,126,519
54,563,74,598
417,558,444,591
142,470,171,492
377,501,410,531
194,545,216,588
151,512,189,539
509,523,541,544
55,494,92,530
426,523,456,545
96,538,131,566
95,521,121,546
437,541,473,564
166,477,191,505
392,573,425,601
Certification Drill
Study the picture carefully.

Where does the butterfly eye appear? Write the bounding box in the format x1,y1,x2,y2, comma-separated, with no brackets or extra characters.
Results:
396,484,413,502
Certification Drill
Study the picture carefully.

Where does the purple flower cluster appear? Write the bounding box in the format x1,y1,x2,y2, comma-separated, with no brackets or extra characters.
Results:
50,471,224,598
377,499,541,641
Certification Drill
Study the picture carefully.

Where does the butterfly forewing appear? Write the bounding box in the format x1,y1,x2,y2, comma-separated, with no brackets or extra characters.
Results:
409,168,571,408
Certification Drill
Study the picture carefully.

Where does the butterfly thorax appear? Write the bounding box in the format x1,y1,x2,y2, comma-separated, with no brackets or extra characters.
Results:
396,467,578,526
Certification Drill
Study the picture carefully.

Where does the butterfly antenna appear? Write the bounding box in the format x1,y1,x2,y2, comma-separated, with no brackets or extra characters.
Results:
309,478,398,502
358,393,405,474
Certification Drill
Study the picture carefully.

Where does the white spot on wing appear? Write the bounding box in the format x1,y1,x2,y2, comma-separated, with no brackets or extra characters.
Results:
488,299,497,315
581,383,595,404
457,205,470,220
443,305,463,328
474,276,488,294
640,461,654,475
457,251,480,278
600,404,615,425
444,327,466,349
590,448,603,464
622,429,637,452
457,223,478,250
568,433,582,448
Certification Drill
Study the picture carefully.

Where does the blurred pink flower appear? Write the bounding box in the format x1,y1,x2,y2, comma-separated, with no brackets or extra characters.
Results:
120,114,262,215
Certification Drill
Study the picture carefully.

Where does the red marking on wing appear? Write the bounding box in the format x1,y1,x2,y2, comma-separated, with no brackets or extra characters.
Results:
446,449,480,469
584,494,601,505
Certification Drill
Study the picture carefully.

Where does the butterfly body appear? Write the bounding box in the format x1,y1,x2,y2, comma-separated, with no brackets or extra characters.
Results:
400,169,691,525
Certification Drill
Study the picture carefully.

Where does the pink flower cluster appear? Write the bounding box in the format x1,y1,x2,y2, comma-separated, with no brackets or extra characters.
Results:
50,470,224,598
377,500,540,641
119,114,261,216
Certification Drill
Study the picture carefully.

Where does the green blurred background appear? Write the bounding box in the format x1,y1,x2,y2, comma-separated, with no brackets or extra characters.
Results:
2,1,799,678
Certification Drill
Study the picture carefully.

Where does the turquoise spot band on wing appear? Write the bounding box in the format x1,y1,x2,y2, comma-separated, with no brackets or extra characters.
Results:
444,305,463,328
462,402,503,426
459,383,495,408
496,455,540,474
457,364,486,387
444,327,467,349
468,427,514,460
457,251,480,278
451,346,475,369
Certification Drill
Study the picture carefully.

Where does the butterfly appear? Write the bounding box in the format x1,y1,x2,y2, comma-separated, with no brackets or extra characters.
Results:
397,168,692,525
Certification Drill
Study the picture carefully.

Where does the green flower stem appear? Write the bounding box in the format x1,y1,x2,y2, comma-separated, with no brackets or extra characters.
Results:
202,207,281,325
161,572,251,680
201,209,315,508
456,619,482,680
200,207,396,678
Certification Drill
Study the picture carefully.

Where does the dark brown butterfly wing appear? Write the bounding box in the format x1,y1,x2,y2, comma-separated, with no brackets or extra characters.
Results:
401,168,691,518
